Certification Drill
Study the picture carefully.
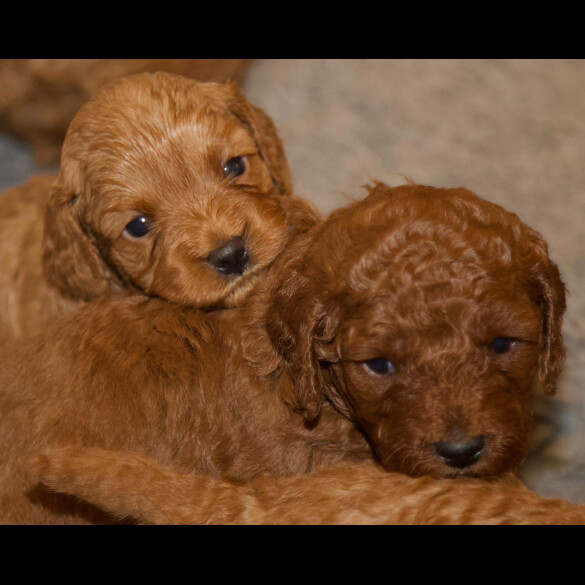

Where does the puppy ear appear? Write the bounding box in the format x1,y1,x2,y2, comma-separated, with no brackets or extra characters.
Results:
227,84,293,196
42,183,111,301
525,228,567,395
268,295,327,422
265,242,336,421
278,195,322,237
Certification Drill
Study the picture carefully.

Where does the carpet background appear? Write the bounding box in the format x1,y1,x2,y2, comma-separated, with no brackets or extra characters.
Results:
1,59,584,503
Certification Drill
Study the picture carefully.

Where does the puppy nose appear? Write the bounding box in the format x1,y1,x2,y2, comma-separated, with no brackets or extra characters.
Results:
207,237,250,276
434,435,485,468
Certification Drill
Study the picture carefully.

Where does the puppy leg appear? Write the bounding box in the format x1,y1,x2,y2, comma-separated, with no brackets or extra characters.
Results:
34,448,260,525
34,448,585,525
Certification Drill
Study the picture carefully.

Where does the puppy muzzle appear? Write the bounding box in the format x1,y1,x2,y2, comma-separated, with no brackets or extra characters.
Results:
206,236,250,276
433,434,486,469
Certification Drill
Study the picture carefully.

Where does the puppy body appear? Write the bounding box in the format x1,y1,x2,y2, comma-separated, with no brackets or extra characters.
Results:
0,72,318,344
0,175,82,340
0,294,369,524
36,449,585,525
0,182,567,523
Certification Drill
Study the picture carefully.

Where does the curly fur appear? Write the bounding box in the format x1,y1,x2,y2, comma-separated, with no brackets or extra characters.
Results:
0,182,567,523
269,181,566,478
34,448,585,524
0,71,319,343
0,59,252,164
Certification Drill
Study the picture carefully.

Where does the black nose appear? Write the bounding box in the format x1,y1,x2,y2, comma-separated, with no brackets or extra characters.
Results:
434,435,485,468
207,237,250,276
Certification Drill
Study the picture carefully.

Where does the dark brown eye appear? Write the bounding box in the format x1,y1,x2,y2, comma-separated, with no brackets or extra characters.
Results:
125,216,152,238
223,156,247,178
364,358,396,375
491,337,517,354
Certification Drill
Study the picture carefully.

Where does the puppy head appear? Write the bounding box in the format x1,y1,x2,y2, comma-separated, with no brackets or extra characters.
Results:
269,181,566,478
43,71,310,307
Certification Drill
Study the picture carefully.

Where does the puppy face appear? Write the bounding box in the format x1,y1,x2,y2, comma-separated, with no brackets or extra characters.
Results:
43,71,306,308
330,261,541,478
271,182,566,478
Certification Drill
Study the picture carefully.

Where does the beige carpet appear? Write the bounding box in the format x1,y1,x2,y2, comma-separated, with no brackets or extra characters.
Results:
1,58,584,504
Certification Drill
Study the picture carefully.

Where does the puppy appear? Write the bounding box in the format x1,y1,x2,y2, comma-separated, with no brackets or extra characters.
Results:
35,449,585,525
0,59,252,164
0,71,319,343
0,182,565,523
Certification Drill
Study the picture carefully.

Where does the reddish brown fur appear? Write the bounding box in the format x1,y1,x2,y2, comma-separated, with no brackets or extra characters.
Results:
0,182,567,523
270,181,566,478
35,449,585,524
0,59,252,164
0,71,319,343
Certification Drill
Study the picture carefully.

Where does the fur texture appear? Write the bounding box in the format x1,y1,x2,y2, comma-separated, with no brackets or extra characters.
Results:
0,71,319,343
271,181,566,478
35,448,585,524
0,59,252,164
0,182,566,523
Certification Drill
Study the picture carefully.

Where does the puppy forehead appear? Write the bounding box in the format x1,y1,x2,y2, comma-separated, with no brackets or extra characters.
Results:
83,112,256,208
335,244,538,347
336,291,538,365
116,102,255,156
139,81,253,147
183,114,256,154
314,184,527,281
69,77,258,178
305,183,545,352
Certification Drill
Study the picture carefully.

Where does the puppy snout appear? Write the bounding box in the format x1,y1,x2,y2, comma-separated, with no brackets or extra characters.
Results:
434,435,485,469
207,237,250,276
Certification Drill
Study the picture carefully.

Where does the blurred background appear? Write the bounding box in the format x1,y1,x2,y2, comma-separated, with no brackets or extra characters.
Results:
1,59,584,503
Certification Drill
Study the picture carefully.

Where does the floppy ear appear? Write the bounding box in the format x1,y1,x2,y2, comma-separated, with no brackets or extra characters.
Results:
265,243,337,421
267,293,328,422
42,183,112,301
524,228,567,395
278,195,322,237
227,84,293,196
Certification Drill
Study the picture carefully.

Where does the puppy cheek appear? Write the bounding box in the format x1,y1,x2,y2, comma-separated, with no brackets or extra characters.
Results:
347,399,410,472
148,254,224,307
339,372,412,469
366,415,426,476
109,237,156,290
243,203,290,268
480,394,534,474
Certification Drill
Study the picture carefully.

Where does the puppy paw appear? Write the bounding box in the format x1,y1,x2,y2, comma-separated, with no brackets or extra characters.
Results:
30,447,111,495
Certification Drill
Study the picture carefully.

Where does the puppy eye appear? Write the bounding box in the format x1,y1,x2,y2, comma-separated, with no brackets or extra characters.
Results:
124,216,152,238
491,337,517,355
364,358,396,375
223,156,247,178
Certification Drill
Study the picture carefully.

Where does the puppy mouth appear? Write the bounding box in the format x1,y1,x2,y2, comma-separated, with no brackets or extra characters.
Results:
216,269,265,309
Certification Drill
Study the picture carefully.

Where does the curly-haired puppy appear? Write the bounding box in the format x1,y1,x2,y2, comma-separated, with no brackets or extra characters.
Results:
0,59,252,164
0,71,318,342
274,181,566,479
0,182,565,523
35,449,585,524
